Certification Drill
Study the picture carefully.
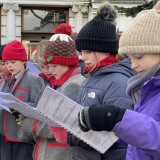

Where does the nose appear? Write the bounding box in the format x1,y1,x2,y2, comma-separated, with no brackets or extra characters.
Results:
80,52,87,61
43,67,49,74
131,59,139,70
6,62,12,68
48,66,54,74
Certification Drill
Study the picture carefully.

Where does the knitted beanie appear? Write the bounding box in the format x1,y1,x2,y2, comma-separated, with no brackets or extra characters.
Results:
2,40,27,61
119,5,160,55
76,2,118,54
44,34,78,66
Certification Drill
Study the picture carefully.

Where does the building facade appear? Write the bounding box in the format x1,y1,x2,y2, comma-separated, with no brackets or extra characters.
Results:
0,0,143,57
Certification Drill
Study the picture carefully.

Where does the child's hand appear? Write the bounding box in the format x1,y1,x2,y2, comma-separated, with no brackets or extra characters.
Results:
12,111,25,126
50,126,69,145
78,104,126,132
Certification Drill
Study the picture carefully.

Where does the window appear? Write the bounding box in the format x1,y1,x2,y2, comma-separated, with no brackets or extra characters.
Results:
21,7,69,60
22,7,68,33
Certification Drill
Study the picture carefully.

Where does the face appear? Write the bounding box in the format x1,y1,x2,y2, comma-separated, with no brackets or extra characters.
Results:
0,60,8,76
79,51,97,68
80,50,109,68
48,64,69,80
127,53,160,74
38,62,52,78
5,60,25,76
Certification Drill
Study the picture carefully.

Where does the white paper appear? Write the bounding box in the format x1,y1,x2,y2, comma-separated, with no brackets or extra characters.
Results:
0,92,58,126
36,86,118,154
0,88,118,153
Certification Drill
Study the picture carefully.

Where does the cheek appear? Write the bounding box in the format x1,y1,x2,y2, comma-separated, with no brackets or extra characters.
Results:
3,66,7,71
6,65,10,70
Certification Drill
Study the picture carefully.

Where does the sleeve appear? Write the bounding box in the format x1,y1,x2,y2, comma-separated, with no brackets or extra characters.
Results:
18,127,35,144
59,82,81,102
28,76,46,107
114,110,160,158
20,118,55,140
67,132,92,149
57,77,92,147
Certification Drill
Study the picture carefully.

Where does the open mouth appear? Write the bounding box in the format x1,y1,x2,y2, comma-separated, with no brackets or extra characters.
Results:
46,74,52,77
9,69,14,72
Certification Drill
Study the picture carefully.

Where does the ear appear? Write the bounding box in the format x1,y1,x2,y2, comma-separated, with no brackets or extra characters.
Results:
23,61,27,68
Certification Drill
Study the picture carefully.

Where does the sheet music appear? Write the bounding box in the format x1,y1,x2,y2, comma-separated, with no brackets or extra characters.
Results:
0,92,58,126
36,86,118,154
0,88,118,153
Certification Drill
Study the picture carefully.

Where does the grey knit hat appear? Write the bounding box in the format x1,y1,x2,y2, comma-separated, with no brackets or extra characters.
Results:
119,4,160,55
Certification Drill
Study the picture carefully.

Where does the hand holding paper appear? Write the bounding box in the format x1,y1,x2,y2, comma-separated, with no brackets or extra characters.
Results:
50,126,69,144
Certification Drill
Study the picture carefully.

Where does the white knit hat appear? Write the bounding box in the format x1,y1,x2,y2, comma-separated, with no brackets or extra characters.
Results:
119,4,160,55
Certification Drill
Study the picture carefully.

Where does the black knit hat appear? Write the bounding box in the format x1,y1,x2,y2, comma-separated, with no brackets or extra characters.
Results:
76,3,118,54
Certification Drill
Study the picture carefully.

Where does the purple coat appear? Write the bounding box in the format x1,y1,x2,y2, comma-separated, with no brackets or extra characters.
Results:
114,76,160,160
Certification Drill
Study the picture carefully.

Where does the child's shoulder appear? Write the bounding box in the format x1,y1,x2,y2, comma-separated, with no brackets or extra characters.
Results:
24,69,43,81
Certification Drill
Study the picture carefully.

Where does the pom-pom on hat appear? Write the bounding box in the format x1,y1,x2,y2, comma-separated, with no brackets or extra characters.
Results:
2,40,27,61
54,23,72,36
44,34,78,66
75,2,118,54
118,1,160,55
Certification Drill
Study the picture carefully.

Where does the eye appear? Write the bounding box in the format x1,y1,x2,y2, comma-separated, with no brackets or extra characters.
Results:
51,65,56,68
39,65,44,69
136,56,143,60
11,60,15,63
79,52,82,56
134,53,144,60
1,63,5,65
48,65,56,69
5,61,9,65
82,50,92,54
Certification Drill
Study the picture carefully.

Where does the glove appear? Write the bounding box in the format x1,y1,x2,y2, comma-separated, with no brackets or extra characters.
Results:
12,111,25,126
78,104,126,132
50,126,69,144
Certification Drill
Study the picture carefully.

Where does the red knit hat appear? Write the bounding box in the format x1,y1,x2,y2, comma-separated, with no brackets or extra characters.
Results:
44,34,78,66
2,40,27,61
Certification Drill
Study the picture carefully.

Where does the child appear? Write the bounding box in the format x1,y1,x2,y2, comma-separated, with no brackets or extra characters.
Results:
19,34,85,160
0,44,8,160
0,40,45,160
34,39,53,84
78,1,160,160
0,45,8,87
67,2,135,160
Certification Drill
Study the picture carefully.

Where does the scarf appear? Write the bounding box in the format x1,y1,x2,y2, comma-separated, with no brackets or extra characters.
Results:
50,65,79,89
39,73,49,81
39,72,55,86
84,55,117,73
126,64,160,104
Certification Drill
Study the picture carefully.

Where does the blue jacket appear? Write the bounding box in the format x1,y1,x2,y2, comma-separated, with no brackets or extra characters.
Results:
114,76,160,160
69,58,135,160
77,58,134,108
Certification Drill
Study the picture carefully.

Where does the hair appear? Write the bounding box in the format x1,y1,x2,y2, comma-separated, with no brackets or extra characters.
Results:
35,40,49,63
0,45,6,60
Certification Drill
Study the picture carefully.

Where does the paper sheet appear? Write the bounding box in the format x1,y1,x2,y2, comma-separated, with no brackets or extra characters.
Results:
0,92,57,126
0,87,118,153
36,86,118,153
